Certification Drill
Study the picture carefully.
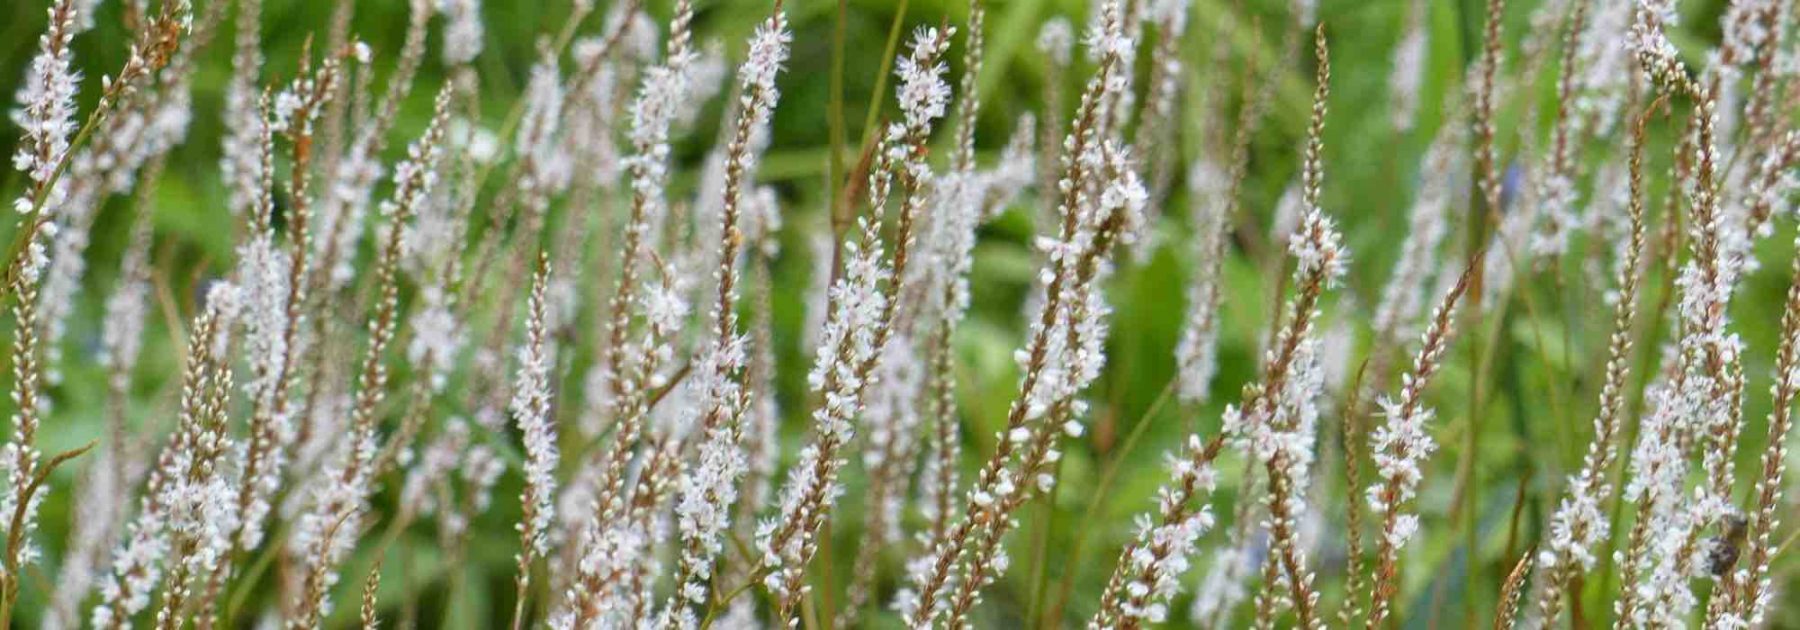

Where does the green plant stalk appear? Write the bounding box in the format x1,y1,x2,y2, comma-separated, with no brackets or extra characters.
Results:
826,0,848,234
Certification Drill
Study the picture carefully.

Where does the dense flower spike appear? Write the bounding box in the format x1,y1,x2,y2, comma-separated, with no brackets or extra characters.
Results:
1373,120,1465,346
1090,435,1224,628
1230,27,1340,630
1387,0,1427,131
509,255,557,630
10,0,80,219
756,21,952,628
91,290,236,630
1364,265,1474,628
1,256,50,622
1616,79,1745,630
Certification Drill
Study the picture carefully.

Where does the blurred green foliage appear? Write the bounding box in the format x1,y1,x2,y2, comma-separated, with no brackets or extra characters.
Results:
1,0,1796,627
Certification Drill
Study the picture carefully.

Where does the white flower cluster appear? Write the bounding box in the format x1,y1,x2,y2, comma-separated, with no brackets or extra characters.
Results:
1025,143,1144,425
1388,3,1426,132
1188,534,1259,622
564,53,624,191
219,0,264,218
269,51,337,135
1542,465,1611,572
1218,131,1344,623
1224,335,1327,484
400,419,468,518
1287,207,1348,291
665,334,747,627
895,27,955,133
287,433,380,622
1628,0,1694,93
1036,18,1074,66
1718,0,1776,76
1622,379,1696,516
1618,492,1709,627
1365,284,1462,553
1374,123,1465,342
512,265,558,559
640,274,690,385
516,55,571,210
758,218,892,608
97,225,152,378
922,169,984,318
740,13,792,110
1366,385,1433,544
406,283,458,370
549,517,652,630
661,22,794,613
1175,159,1228,404
1,310,46,586
985,115,1039,213
861,337,925,541
315,140,384,288
435,0,484,66
235,231,295,550
10,0,81,216
1618,133,1747,621
914,116,1033,327
628,46,695,164
1574,0,1635,137
900,134,1144,627
1094,436,1220,627
38,86,192,383
92,303,237,628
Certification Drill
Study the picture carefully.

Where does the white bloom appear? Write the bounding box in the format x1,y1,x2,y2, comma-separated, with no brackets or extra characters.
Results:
436,0,484,65
1175,159,1228,403
10,0,81,218
516,55,571,208
760,218,893,607
1388,4,1426,131
894,27,955,132
1036,17,1074,65
512,266,558,559
1374,123,1465,341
